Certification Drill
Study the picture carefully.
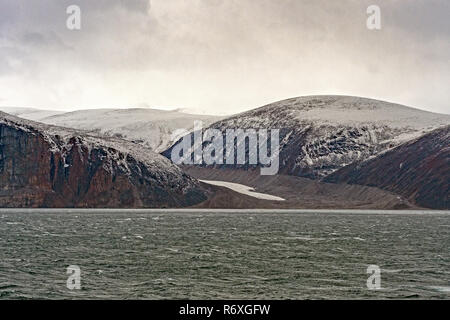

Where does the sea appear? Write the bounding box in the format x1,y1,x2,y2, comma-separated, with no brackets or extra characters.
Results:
0,209,449,299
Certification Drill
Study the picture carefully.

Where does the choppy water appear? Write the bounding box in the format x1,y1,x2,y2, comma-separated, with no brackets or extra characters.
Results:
0,209,449,299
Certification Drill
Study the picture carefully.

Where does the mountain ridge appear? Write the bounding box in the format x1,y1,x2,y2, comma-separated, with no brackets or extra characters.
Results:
325,125,449,209
0,111,207,208
164,95,450,179
2,95,448,209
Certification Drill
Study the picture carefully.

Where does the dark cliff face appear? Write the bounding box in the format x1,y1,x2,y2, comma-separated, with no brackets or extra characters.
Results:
0,112,207,208
325,126,449,209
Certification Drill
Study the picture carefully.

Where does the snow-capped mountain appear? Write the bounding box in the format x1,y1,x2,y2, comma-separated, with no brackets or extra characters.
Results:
33,108,221,153
164,95,450,179
0,107,64,121
0,111,206,208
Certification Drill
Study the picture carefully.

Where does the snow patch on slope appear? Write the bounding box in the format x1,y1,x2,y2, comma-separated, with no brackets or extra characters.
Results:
200,180,285,201
0,107,64,121
37,108,221,152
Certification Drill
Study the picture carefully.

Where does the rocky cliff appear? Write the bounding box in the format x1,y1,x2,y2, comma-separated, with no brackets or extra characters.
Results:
0,112,206,208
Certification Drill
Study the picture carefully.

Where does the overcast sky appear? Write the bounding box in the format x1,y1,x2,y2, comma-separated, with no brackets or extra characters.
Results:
0,0,449,115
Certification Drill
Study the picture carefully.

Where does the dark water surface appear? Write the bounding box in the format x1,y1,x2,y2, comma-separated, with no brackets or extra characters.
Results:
0,209,449,299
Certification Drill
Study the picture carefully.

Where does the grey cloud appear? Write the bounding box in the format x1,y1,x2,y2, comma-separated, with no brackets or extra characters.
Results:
0,0,448,114
382,0,450,40
20,31,72,51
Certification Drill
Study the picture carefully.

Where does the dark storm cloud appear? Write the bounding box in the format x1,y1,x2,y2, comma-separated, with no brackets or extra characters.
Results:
0,0,448,114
